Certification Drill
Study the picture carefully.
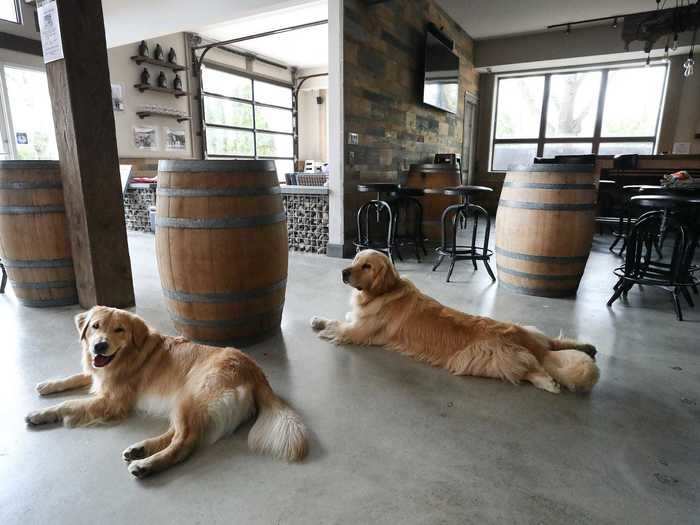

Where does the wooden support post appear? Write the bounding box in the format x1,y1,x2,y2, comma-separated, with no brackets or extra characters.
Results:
42,0,135,308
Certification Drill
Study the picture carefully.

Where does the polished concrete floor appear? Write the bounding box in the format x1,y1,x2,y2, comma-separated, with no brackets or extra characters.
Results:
1,232,698,525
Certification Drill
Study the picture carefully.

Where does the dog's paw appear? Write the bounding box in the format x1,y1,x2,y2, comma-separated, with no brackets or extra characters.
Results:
123,445,147,463
310,316,327,331
542,379,561,394
25,410,60,426
128,459,154,479
577,344,597,359
35,381,56,396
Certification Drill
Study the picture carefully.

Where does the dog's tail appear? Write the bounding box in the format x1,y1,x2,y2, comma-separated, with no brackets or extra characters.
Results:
248,380,308,462
541,350,599,392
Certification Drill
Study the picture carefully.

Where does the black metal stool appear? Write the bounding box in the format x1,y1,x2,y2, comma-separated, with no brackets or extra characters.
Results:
390,187,427,262
427,185,495,282
355,183,399,262
0,258,6,294
609,185,663,255
607,194,699,320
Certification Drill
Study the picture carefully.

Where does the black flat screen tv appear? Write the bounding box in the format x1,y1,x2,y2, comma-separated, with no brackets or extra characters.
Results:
422,31,459,114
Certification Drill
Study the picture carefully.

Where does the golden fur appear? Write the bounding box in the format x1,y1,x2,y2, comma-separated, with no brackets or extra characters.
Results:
26,306,308,478
312,250,599,394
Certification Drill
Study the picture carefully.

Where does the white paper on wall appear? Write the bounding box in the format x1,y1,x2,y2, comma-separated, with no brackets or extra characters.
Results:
37,1,64,64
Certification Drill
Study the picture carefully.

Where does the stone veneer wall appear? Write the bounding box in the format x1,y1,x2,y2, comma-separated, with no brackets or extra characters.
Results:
341,0,478,249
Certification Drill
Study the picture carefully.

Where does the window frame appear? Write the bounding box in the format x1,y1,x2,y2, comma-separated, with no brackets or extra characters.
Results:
0,0,22,25
200,64,294,174
489,63,669,173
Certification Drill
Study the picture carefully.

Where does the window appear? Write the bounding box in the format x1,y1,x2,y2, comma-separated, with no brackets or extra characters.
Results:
0,65,59,160
490,64,668,171
0,0,20,24
201,66,294,180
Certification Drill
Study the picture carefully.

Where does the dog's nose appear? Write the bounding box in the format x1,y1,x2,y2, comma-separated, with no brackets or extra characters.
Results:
342,268,351,283
93,341,109,355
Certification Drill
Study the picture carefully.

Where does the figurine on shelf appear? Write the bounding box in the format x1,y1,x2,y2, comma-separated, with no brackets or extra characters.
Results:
173,73,183,91
140,67,150,86
154,44,165,62
167,47,177,64
138,40,149,57
157,71,167,88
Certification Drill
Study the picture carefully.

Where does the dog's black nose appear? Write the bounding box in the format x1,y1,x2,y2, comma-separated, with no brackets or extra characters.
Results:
342,268,351,283
93,341,109,354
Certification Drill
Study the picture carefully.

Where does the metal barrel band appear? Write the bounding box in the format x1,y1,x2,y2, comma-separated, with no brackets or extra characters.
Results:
155,211,286,229
0,205,65,214
498,280,578,298
18,295,79,307
2,258,74,269
502,182,596,190
169,304,284,328
162,278,287,303
498,200,596,211
157,186,281,198
0,181,63,190
496,247,589,264
10,279,77,289
158,159,277,172
496,265,581,282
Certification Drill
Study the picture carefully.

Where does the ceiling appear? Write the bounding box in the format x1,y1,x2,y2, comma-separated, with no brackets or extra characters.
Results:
436,0,666,40
102,0,316,48
195,1,328,69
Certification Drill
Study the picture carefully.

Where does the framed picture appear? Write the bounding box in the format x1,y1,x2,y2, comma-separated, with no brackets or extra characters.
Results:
111,83,125,111
165,127,186,151
134,126,157,150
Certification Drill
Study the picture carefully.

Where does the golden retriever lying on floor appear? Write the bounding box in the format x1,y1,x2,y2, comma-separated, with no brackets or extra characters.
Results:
311,250,598,394
26,306,307,478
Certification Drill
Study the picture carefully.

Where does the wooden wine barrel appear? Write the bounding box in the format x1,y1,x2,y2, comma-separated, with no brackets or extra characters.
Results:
155,160,288,346
404,164,460,241
495,165,597,297
0,161,78,307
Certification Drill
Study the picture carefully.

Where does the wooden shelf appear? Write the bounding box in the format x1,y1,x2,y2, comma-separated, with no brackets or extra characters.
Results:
133,84,188,97
136,111,190,122
130,55,187,72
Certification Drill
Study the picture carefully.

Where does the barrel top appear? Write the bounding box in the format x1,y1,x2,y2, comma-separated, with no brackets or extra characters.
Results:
0,160,60,169
508,163,595,173
158,159,277,172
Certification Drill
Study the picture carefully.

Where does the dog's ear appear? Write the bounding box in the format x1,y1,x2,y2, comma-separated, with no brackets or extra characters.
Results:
370,258,399,296
129,313,150,349
74,309,94,341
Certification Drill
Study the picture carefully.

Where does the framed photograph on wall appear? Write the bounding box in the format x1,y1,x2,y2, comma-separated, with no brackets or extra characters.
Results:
165,127,186,151
111,83,125,111
134,126,157,150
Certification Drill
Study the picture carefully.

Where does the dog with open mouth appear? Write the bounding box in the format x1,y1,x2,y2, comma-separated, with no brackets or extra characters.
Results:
25,306,308,478
311,250,599,394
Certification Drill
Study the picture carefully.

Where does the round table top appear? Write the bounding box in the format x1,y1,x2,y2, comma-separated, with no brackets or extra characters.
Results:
623,184,662,191
630,194,700,208
424,185,493,196
599,179,616,185
357,183,399,193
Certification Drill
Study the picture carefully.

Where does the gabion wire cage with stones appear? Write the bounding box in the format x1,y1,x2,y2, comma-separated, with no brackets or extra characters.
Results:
283,194,329,254
123,184,156,232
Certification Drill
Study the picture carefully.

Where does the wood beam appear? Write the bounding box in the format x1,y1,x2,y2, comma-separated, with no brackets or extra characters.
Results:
43,0,135,308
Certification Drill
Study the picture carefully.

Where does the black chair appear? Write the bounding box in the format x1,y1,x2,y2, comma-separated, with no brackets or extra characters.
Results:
609,185,664,255
607,195,699,320
427,185,495,282
390,187,427,262
0,258,6,294
355,183,399,263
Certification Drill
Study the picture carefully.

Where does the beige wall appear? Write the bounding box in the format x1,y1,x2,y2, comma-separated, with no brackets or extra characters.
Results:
298,87,328,163
107,33,195,159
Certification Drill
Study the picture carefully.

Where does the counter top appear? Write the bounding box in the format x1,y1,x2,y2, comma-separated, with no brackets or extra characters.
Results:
280,185,328,195
509,163,595,172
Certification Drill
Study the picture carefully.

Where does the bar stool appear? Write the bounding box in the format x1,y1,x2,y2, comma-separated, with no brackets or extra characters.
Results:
609,185,663,256
390,187,427,262
355,183,398,262
607,194,699,320
427,185,495,282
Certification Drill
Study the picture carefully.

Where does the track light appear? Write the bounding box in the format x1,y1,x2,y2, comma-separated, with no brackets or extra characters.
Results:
612,17,618,29
566,24,571,35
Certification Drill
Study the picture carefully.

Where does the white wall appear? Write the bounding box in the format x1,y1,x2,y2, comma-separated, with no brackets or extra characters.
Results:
297,88,327,163
107,33,195,159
